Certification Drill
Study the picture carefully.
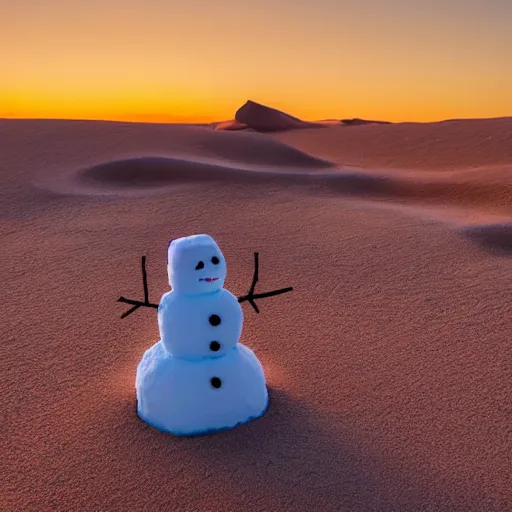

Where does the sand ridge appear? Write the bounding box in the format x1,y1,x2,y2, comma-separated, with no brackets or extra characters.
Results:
10,118,510,220
0,119,331,197
273,117,512,170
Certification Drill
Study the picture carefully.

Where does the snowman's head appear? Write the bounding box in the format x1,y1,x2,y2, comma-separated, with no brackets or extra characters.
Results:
167,234,227,295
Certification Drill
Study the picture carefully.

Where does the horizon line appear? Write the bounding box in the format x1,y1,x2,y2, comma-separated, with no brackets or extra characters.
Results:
2,114,512,126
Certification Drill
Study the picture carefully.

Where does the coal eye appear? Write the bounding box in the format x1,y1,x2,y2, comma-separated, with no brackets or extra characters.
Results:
212,256,220,265
195,261,204,270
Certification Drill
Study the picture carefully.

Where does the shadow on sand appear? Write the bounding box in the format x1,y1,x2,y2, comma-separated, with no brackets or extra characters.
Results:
127,386,462,511
460,223,512,256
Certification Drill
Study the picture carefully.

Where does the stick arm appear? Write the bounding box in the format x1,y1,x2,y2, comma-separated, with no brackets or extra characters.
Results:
118,252,292,318
237,252,293,313
118,256,159,319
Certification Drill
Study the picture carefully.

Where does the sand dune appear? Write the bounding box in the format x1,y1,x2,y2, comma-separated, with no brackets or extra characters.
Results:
79,156,241,188
76,154,324,193
0,119,332,196
16,116,510,211
235,100,323,132
0,118,331,170
312,165,512,213
2,118,512,511
216,102,394,132
274,117,512,170
341,118,392,126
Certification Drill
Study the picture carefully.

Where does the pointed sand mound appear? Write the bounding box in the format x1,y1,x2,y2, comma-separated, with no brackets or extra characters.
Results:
235,100,322,132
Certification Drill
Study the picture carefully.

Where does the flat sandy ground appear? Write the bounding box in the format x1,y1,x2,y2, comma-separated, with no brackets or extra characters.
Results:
2,118,512,511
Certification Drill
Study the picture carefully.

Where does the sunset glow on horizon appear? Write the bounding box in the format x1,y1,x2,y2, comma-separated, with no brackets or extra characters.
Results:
3,0,512,124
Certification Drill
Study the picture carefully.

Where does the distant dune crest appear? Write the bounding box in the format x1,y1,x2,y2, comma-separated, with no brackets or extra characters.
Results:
341,118,392,126
234,100,316,132
214,100,393,132
215,100,318,132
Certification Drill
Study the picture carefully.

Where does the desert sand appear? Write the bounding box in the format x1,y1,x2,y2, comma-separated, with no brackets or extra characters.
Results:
2,111,512,511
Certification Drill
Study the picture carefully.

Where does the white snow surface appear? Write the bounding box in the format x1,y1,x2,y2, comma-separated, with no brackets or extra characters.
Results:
158,288,243,359
167,234,227,295
136,342,268,436
136,233,268,436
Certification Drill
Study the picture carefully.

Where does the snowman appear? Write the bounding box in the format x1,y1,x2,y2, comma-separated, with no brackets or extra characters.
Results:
118,234,293,436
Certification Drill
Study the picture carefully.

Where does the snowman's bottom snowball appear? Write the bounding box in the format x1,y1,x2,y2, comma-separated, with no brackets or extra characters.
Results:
136,341,269,436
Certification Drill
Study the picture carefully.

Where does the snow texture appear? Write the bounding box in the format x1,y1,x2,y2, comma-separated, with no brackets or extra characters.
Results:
158,288,243,359
167,234,227,295
136,342,268,436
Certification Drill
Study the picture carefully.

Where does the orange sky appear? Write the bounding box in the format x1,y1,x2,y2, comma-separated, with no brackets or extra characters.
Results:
2,0,512,123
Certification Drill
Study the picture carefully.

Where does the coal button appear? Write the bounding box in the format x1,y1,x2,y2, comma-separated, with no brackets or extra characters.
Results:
210,341,221,352
209,314,221,326
210,377,222,389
